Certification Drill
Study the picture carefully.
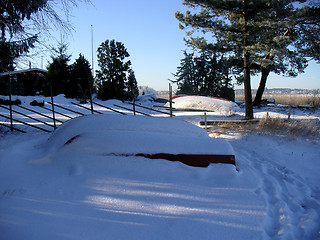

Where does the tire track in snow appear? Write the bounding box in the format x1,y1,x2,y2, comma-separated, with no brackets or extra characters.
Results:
235,148,320,240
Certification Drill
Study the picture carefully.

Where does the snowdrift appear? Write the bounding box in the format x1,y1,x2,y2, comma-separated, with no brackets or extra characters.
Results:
166,95,239,115
47,115,235,167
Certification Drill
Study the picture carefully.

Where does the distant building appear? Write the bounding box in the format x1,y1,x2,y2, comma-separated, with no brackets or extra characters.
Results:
0,68,48,96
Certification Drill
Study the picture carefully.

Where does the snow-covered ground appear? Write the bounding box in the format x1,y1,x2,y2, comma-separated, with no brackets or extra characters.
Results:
0,95,320,240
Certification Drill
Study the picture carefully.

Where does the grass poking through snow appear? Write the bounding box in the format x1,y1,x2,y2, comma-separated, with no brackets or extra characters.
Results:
208,117,320,141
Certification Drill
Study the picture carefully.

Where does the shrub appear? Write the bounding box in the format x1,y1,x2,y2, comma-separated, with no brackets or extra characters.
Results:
0,98,21,105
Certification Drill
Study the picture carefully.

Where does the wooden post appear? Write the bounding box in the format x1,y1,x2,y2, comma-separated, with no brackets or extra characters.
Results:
288,106,291,121
9,75,13,131
132,96,136,116
169,83,173,118
50,80,56,129
204,112,207,130
89,88,94,115
132,88,136,116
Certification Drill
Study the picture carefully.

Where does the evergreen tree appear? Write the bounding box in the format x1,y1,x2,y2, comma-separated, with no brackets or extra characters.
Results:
193,53,208,94
219,56,236,101
69,54,94,102
252,1,319,106
173,50,235,100
95,39,131,101
47,43,71,96
293,2,320,62
173,51,195,95
176,0,289,119
0,0,86,72
127,69,139,101
176,0,320,114
0,0,45,72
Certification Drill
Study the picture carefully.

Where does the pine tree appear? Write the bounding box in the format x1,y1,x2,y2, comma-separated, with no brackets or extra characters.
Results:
200,52,225,98
95,39,131,101
193,53,207,94
176,0,319,113
69,54,94,102
127,69,139,101
0,0,45,72
218,56,236,101
47,43,71,96
176,0,300,119
177,0,272,119
252,1,319,106
293,2,320,63
173,50,234,100
173,51,195,95
0,0,85,72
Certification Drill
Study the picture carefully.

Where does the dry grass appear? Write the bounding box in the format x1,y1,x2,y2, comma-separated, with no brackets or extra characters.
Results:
157,94,170,100
208,118,320,140
236,93,320,108
257,117,320,137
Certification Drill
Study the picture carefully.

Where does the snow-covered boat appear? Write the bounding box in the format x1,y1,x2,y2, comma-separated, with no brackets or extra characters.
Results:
166,95,239,115
47,114,236,167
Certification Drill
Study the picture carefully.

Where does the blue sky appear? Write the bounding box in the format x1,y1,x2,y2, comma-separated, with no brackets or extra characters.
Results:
30,0,319,91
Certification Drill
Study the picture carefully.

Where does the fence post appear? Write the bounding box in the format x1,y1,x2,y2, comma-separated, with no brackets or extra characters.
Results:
169,83,173,118
288,106,291,121
132,97,136,116
9,75,13,131
204,112,207,130
50,80,56,129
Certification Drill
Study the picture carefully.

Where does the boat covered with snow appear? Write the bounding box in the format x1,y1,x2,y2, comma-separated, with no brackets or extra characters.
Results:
166,95,239,116
47,114,236,167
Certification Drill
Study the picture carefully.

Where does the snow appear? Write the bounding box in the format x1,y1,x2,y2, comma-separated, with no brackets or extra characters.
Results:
46,114,234,156
0,95,320,240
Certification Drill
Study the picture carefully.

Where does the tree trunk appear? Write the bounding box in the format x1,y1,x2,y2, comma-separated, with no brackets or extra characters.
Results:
244,52,254,120
253,28,288,106
242,0,254,120
253,67,271,106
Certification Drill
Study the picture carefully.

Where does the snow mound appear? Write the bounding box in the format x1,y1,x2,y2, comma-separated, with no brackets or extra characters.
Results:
167,95,239,115
47,114,234,159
